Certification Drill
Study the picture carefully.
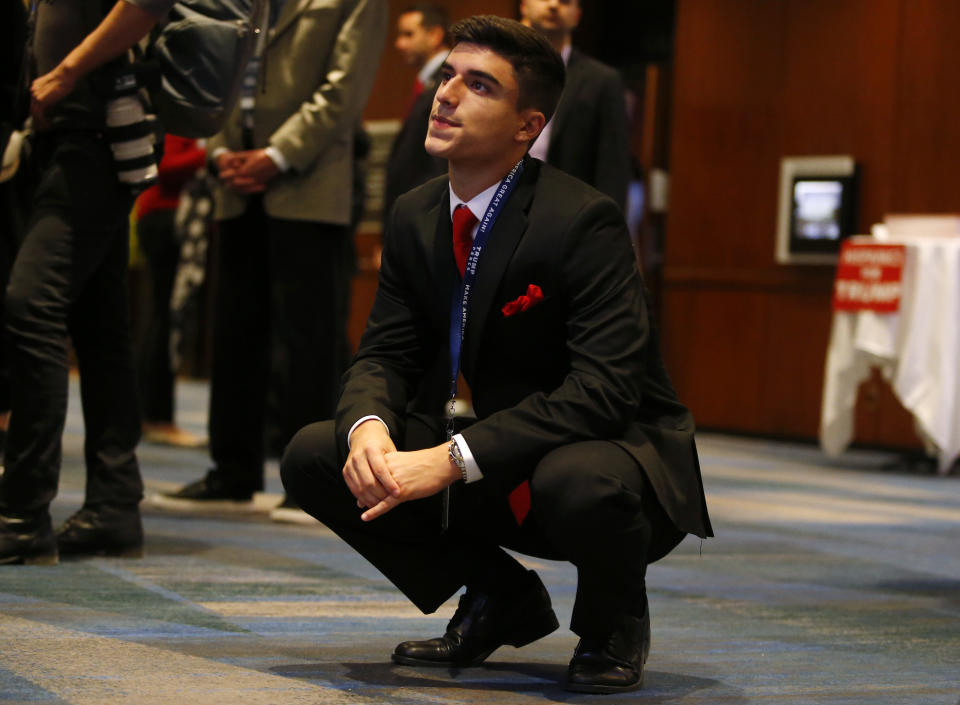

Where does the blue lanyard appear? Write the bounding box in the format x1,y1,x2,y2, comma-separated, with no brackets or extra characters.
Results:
448,159,524,401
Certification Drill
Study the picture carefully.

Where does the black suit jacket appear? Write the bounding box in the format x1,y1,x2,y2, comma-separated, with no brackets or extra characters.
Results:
546,49,632,213
382,69,448,225
337,158,711,539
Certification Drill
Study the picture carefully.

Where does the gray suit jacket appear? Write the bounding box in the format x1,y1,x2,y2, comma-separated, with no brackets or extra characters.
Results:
208,0,386,224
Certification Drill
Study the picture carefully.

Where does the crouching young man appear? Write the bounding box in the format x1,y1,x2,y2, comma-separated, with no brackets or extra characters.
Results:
281,15,711,694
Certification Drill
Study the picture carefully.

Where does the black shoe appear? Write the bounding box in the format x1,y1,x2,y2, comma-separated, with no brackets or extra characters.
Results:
564,609,651,694
150,471,255,511
56,505,144,559
392,569,559,667
0,510,58,565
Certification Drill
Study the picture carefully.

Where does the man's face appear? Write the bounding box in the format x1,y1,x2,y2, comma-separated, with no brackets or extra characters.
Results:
520,0,582,39
394,12,439,67
424,43,532,166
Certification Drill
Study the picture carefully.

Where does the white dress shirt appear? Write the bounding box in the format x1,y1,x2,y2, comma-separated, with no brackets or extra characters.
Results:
418,50,447,86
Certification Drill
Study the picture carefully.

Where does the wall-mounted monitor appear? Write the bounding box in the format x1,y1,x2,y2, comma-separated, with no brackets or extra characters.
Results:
775,155,858,264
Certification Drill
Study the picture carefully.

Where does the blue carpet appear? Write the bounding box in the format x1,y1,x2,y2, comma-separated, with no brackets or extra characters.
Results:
0,378,958,703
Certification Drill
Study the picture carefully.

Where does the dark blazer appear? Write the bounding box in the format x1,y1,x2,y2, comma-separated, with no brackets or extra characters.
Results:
337,158,711,539
382,69,448,225
546,49,632,213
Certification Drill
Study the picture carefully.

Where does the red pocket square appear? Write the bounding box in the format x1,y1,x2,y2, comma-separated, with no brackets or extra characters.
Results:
502,284,544,317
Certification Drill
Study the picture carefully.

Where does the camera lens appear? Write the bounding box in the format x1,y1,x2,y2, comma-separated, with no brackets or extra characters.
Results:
105,72,158,190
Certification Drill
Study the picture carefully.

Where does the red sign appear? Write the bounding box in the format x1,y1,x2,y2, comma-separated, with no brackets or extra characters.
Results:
832,241,906,313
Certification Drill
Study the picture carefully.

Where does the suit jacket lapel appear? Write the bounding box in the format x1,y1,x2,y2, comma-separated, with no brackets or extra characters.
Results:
429,187,454,297
549,49,585,149
462,160,537,373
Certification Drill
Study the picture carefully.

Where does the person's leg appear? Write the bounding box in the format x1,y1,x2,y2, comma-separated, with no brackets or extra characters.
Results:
161,200,269,503
527,440,685,692
267,218,353,450
282,416,559,666
207,203,269,493
0,172,23,466
0,134,134,562
529,440,683,636
136,209,178,424
60,214,144,557
68,220,143,506
281,417,472,611
266,217,353,517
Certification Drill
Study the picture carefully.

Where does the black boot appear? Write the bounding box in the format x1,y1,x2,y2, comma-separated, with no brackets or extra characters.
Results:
565,607,651,693
392,569,559,667
0,510,58,565
56,504,144,558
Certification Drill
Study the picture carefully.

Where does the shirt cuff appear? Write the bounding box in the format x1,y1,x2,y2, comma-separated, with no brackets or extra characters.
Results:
453,433,483,483
347,416,390,448
265,146,290,173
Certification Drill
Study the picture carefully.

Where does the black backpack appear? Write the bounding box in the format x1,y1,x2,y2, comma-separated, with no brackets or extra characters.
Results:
140,0,266,138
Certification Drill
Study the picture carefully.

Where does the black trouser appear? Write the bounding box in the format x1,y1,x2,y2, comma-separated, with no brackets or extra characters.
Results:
0,131,142,514
0,141,30,414
280,416,685,638
136,209,179,423
207,199,353,493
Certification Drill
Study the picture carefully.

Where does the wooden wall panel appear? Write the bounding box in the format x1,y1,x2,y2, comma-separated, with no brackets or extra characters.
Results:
665,0,787,270
778,0,900,231
663,0,956,448
892,0,960,211
661,287,767,429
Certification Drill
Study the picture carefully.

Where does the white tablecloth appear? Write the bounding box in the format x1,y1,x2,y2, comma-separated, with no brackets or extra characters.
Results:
820,236,960,473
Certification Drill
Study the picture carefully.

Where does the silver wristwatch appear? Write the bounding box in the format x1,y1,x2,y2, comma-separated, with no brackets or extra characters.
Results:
448,439,468,482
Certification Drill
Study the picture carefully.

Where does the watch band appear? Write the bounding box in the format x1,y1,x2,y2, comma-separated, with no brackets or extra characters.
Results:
448,438,468,482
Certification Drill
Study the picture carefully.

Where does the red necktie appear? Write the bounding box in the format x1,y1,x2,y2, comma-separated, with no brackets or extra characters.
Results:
451,204,531,525
404,78,426,117
452,204,477,277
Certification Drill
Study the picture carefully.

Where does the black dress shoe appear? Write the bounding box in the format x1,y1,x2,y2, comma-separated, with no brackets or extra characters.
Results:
151,471,255,510
0,510,58,565
565,610,651,694
392,569,559,667
56,504,144,558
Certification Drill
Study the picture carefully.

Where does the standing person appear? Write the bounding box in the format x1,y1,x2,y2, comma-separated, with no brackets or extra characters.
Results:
520,0,631,212
156,0,387,512
382,3,450,223
280,16,711,694
134,134,208,449
0,0,31,469
0,0,174,565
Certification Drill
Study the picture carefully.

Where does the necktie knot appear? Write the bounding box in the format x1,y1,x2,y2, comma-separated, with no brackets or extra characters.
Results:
452,204,478,277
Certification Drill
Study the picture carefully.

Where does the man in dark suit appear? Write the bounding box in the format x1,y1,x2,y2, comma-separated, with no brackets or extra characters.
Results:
382,3,450,223
153,0,386,515
520,0,632,212
281,15,711,694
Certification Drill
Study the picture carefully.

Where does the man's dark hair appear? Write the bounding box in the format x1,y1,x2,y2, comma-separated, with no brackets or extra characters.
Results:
449,15,565,123
402,4,451,47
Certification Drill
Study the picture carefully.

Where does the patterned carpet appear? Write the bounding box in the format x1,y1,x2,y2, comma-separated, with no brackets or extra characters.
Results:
0,379,958,704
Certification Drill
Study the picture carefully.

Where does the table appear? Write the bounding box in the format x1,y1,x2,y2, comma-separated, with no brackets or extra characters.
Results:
820,233,960,474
